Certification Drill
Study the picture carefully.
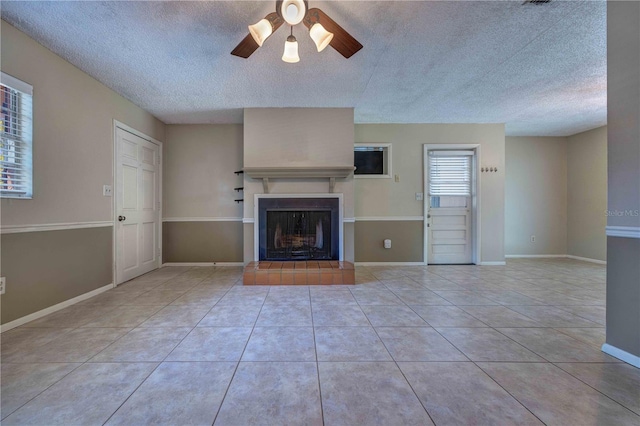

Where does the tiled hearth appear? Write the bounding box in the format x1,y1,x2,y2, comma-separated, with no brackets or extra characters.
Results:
243,261,355,285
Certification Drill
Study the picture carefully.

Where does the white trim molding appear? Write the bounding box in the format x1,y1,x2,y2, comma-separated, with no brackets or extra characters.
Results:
355,216,424,221
162,262,244,267
601,343,640,368
479,261,507,266
355,262,426,266
1,71,33,95
343,217,356,223
113,120,163,146
1,221,113,235
606,226,640,239
163,217,242,222
0,283,113,333
243,218,255,224
505,254,606,265
505,254,566,259
566,255,607,265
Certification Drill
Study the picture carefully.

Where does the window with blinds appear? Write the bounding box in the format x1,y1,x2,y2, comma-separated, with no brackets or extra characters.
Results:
1,73,32,199
428,151,473,207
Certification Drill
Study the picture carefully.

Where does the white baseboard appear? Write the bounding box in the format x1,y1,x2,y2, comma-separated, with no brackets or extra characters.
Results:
356,261,508,267
0,283,114,333
505,254,566,259
505,254,606,265
162,262,244,267
601,343,640,368
566,255,607,265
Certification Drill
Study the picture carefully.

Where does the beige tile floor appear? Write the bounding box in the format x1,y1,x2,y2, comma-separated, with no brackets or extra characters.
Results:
2,259,640,425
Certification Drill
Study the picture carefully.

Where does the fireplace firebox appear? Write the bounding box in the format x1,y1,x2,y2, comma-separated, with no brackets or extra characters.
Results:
258,197,340,261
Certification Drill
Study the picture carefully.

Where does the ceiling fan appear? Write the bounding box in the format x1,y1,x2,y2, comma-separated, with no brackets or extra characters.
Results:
231,0,363,63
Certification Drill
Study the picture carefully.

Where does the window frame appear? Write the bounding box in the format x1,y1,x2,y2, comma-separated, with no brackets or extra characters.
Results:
353,143,392,179
1,72,33,199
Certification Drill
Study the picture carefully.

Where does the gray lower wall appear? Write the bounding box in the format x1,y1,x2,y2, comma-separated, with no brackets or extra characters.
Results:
162,221,243,263
1,227,113,325
605,236,640,356
355,221,423,262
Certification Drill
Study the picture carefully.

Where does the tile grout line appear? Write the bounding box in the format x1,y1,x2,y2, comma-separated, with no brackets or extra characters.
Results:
395,280,550,424
3,261,627,424
308,286,326,426
100,267,219,425
210,281,269,426
348,278,438,425
550,362,640,417
472,361,547,424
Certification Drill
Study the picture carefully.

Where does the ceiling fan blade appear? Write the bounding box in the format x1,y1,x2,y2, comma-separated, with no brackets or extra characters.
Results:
231,12,284,58
231,34,260,58
304,8,362,58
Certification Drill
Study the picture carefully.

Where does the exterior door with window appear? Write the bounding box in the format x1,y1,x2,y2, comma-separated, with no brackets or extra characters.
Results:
427,150,473,264
116,127,160,284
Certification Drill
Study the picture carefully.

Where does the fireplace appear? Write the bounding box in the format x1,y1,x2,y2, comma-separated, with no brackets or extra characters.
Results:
256,195,341,261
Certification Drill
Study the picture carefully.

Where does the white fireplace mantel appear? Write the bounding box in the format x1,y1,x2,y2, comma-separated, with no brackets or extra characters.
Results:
244,166,354,193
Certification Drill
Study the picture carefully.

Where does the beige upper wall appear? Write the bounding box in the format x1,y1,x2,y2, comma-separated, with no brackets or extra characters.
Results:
163,124,243,219
505,128,607,260
0,21,165,226
243,108,354,169
355,124,506,263
505,136,568,255
607,1,640,229
242,108,355,219
567,126,607,261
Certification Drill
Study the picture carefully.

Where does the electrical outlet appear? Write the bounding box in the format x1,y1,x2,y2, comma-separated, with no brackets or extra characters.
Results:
0,277,6,295
530,235,536,243
103,185,112,197
415,192,424,201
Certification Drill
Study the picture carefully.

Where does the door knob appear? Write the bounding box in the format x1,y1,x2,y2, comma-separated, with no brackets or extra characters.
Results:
118,215,126,222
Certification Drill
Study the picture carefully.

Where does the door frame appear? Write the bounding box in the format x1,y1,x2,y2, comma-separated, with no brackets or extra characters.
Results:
423,144,481,265
113,120,163,286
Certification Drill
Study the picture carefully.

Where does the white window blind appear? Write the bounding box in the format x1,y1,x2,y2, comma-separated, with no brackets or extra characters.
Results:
428,151,472,197
1,72,33,199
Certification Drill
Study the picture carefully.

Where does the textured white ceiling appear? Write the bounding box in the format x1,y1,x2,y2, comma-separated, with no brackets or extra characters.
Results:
1,0,607,136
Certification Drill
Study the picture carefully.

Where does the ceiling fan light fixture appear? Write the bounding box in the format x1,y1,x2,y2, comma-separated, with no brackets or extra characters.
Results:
248,18,273,46
282,34,300,63
280,0,306,25
309,23,333,52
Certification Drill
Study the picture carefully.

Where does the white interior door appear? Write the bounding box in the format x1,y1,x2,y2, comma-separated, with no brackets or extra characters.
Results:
427,150,474,264
116,127,160,284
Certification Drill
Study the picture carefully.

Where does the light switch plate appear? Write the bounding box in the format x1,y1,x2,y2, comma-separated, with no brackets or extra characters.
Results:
103,185,113,197
0,277,6,295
